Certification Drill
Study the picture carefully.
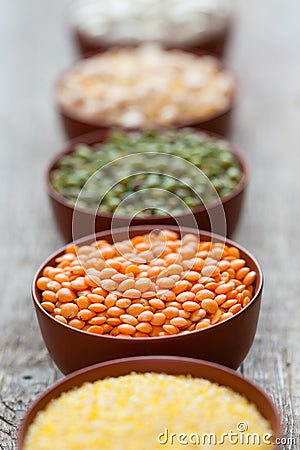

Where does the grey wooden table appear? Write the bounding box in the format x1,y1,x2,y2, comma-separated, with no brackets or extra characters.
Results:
1,0,299,448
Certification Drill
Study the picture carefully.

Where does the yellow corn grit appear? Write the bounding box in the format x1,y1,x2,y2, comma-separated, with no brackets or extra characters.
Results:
24,373,273,450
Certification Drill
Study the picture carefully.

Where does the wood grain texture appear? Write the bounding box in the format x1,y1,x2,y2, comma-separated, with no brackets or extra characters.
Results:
1,0,299,448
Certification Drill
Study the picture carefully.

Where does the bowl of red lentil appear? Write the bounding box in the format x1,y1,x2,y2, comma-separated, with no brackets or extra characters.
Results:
70,0,233,58
32,226,263,375
55,45,236,138
18,356,281,450
46,128,248,242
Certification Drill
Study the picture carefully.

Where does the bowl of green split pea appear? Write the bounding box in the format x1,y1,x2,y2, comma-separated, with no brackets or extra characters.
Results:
46,127,248,241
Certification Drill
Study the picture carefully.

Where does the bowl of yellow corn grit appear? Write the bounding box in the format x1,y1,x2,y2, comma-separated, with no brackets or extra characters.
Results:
18,356,281,449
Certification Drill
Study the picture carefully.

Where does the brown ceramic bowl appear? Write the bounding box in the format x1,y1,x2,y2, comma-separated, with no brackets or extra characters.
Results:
55,51,236,139
18,356,281,449
46,129,248,242
32,226,263,375
73,22,232,59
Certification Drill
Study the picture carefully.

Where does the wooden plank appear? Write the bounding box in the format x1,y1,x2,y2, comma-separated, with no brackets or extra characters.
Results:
229,1,300,448
0,1,71,448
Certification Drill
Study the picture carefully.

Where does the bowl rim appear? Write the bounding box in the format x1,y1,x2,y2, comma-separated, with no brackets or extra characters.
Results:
45,127,248,222
32,225,263,342
17,355,282,449
54,48,237,129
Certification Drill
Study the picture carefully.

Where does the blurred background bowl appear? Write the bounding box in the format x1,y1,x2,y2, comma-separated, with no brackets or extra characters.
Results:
55,49,236,139
32,226,263,375
18,356,281,449
46,129,248,242
73,25,231,59
69,0,233,58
